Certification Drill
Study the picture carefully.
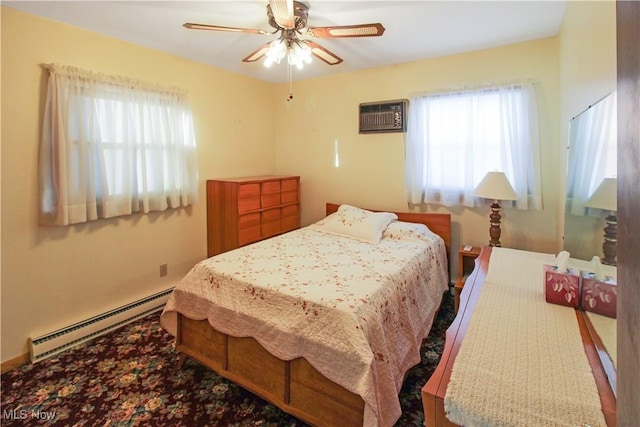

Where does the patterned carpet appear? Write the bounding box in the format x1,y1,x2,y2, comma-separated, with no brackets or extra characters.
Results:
1,293,454,426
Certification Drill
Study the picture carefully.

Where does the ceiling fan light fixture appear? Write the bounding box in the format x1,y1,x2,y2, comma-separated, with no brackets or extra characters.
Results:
264,38,287,67
186,0,384,97
263,35,312,69
288,40,312,69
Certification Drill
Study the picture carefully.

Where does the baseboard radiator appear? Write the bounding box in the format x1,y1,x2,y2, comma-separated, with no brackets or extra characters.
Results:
29,287,174,364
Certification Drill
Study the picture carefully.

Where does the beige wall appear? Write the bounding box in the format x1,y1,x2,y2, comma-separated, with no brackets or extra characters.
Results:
0,7,275,361
274,37,561,262
272,0,616,274
1,2,617,364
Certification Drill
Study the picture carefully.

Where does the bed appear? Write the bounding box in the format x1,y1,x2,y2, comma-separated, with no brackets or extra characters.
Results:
160,203,451,427
422,247,616,427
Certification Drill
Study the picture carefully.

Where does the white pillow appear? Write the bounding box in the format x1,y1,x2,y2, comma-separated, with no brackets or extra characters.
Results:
382,220,435,243
315,204,398,244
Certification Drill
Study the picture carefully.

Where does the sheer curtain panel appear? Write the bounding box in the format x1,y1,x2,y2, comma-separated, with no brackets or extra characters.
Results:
405,81,542,210
39,64,199,225
566,92,617,216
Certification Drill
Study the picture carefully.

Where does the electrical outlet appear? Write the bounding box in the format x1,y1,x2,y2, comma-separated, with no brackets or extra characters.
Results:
160,264,168,277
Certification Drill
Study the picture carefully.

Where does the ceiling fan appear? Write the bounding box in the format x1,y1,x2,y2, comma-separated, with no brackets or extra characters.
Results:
183,0,385,67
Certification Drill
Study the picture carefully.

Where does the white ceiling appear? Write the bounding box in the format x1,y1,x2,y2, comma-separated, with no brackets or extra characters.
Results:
4,1,568,84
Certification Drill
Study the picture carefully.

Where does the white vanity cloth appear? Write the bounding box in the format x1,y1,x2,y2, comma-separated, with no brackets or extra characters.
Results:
444,247,607,427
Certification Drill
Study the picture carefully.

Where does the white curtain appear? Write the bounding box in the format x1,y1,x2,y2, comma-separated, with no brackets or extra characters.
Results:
405,81,542,210
566,92,617,216
39,64,199,225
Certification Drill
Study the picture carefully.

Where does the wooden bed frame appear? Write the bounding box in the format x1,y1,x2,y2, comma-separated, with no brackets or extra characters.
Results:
421,247,617,427
175,203,451,426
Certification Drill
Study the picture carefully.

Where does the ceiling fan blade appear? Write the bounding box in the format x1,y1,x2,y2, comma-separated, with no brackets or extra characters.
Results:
183,22,269,35
268,0,295,29
307,23,385,38
301,40,343,66
242,42,272,63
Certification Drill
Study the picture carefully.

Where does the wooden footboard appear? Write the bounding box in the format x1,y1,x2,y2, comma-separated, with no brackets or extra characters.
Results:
176,314,365,426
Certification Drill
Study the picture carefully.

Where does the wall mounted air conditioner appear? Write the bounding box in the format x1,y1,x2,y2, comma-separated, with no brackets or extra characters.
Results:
359,99,408,134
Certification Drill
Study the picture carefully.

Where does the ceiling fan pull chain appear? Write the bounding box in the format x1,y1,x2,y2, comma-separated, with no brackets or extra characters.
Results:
287,63,294,102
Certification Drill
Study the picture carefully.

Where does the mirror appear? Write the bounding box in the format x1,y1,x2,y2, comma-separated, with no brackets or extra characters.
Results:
564,92,617,263
564,91,617,394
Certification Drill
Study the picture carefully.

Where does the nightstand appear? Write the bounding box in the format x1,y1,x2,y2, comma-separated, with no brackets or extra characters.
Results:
454,245,482,313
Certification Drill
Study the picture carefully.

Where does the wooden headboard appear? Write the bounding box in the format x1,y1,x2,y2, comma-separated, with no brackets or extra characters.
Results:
325,203,452,257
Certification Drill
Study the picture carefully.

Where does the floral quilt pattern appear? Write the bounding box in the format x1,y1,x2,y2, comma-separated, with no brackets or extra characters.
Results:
161,222,448,427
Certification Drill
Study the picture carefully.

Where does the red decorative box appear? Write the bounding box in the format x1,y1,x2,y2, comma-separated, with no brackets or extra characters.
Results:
544,265,580,308
581,272,617,318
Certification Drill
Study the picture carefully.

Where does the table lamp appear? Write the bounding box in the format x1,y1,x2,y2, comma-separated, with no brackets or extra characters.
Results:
473,171,518,247
585,177,617,266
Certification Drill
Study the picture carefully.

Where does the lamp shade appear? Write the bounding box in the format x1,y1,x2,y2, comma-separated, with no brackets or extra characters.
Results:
473,171,518,201
585,177,617,211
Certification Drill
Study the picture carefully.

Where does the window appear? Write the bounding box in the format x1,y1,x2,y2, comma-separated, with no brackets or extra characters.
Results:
405,81,542,210
39,64,199,225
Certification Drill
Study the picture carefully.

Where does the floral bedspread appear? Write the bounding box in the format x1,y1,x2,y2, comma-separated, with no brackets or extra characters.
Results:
160,221,448,427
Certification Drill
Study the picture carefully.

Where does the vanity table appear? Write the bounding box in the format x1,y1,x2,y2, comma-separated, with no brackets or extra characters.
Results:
422,247,616,427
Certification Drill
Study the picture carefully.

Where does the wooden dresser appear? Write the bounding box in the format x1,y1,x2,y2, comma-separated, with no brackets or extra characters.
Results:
206,175,301,257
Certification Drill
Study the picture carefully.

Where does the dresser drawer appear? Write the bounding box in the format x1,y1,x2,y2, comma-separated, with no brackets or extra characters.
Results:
239,226,261,246
261,192,281,208
237,183,261,213
262,208,282,238
262,221,282,239
239,183,260,198
281,178,298,192
261,181,281,194
262,208,282,222
282,204,299,218
238,212,262,246
281,191,298,204
282,215,300,232
281,178,298,204
239,212,261,229
238,196,261,213
282,204,299,231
